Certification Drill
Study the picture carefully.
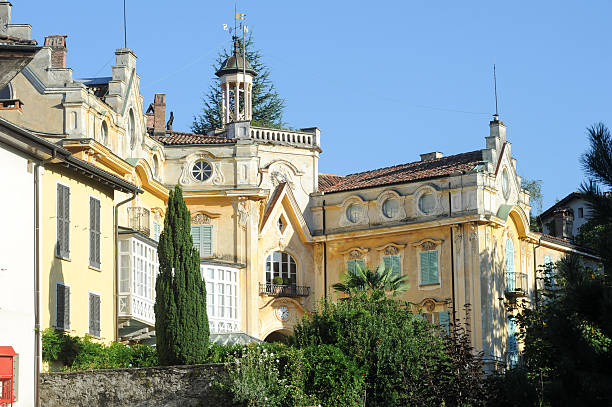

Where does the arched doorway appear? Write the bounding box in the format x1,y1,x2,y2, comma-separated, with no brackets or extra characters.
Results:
264,329,291,343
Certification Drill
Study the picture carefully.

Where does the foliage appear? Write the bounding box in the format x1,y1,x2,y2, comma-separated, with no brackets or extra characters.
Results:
155,185,209,365
575,219,607,249
41,329,158,371
485,368,539,407
293,292,453,406
224,344,316,407
302,344,365,407
192,34,286,133
332,263,409,297
513,255,612,406
522,178,543,232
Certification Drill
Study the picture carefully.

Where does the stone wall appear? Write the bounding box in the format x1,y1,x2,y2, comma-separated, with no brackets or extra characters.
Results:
40,364,233,407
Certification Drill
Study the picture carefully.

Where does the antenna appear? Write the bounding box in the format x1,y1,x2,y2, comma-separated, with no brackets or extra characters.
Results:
493,64,499,120
123,0,127,48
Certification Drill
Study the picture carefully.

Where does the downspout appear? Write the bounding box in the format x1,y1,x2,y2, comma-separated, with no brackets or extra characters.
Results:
34,149,57,407
322,199,327,299
114,191,138,342
449,184,457,322
532,236,542,308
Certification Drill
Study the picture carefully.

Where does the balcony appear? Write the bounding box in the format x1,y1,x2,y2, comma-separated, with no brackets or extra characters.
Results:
128,207,150,237
259,283,311,298
118,294,155,326
505,272,529,298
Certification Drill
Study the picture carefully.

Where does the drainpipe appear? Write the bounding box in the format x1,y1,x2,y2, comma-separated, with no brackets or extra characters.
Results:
322,199,327,299
532,236,542,308
449,184,457,322
34,149,57,407
114,191,138,342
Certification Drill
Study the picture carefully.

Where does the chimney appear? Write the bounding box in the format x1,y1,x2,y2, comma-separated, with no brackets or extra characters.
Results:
420,152,443,162
0,2,12,35
44,35,67,69
489,115,506,143
153,93,166,135
552,208,574,240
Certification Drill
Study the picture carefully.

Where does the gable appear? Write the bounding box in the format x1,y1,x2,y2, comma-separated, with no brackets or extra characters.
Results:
260,183,312,243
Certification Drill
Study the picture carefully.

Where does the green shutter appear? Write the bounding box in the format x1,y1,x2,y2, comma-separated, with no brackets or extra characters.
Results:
191,225,201,256
420,251,438,285
89,198,101,268
153,222,161,241
56,184,70,258
200,225,213,257
384,255,401,278
347,259,365,274
63,186,70,258
439,310,450,335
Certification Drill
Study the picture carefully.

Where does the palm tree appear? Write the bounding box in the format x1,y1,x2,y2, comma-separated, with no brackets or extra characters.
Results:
332,262,409,297
580,122,612,279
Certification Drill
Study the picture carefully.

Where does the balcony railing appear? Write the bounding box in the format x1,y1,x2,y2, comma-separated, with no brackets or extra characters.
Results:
118,294,155,326
259,283,311,297
505,272,529,297
128,207,150,236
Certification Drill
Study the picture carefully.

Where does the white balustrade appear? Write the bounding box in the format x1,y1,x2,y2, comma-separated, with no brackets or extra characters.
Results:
249,127,319,148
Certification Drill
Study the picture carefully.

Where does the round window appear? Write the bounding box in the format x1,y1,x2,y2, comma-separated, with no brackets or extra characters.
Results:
346,204,362,223
418,192,436,214
192,160,213,181
382,198,400,219
502,168,510,199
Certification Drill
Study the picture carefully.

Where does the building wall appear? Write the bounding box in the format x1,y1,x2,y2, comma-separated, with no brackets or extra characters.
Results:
0,146,36,406
41,164,116,342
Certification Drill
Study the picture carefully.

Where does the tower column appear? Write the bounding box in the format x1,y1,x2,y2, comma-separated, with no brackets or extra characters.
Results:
221,82,226,125
225,83,230,123
234,81,240,121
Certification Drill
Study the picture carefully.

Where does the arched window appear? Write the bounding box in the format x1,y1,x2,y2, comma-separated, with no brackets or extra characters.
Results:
265,251,297,285
128,109,136,150
505,239,515,291
152,155,159,178
100,121,108,145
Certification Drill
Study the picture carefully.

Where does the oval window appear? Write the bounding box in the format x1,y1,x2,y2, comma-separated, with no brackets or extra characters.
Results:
418,192,436,214
382,198,400,219
192,160,212,181
152,155,159,178
502,168,510,199
100,121,108,145
346,204,362,223
128,109,136,150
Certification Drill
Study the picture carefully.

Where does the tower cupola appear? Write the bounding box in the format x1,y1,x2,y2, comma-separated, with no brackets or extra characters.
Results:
216,38,257,126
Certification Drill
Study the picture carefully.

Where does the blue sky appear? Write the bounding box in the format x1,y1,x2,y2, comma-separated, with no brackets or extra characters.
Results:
19,1,612,212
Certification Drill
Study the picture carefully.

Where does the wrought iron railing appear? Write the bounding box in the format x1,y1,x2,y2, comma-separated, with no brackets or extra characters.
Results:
128,207,150,236
259,283,310,297
505,272,529,297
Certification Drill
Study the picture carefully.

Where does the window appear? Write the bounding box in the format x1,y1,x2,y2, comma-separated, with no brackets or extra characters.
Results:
420,250,439,285
0,83,12,99
191,225,213,257
265,251,297,284
383,255,401,278
100,121,108,145
418,192,435,214
543,255,555,290
56,184,70,259
508,318,518,368
191,160,212,181
153,221,161,242
56,283,70,331
382,198,400,219
277,217,284,232
152,155,159,178
128,109,136,150
346,204,362,223
347,259,365,274
203,265,240,333
506,239,515,291
89,293,101,337
502,168,510,199
578,207,584,218
419,310,450,335
89,197,101,268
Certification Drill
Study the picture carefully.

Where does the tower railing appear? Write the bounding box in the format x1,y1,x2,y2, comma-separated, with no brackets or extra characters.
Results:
249,127,320,149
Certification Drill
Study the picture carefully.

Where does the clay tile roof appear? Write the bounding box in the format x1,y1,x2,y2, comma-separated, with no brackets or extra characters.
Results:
0,34,38,46
319,150,484,193
153,131,236,146
318,173,345,192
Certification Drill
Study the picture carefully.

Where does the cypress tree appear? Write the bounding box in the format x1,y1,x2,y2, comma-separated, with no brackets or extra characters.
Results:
155,185,209,365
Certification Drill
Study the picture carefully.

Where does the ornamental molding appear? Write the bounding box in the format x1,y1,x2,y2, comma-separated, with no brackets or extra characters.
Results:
338,247,369,259
191,210,220,225
339,195,369,227
412,238,444,251
418,298,448,313
150,207,165,220
179,153,217,186
260,161,301,191
233,198,250,229
375,189,406,222
375,243,406,256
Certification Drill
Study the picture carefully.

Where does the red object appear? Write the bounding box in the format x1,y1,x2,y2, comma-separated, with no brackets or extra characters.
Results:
0,346,16,407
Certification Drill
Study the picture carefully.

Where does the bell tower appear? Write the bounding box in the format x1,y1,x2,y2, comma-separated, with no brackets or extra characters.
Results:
216,37,257,126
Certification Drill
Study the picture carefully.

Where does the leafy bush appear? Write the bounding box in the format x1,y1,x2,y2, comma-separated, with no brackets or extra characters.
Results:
293,293,449,406
302,344,364,407
41,329,158,371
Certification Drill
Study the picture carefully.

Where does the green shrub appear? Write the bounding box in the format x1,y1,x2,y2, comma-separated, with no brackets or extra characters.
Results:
302,344,364,407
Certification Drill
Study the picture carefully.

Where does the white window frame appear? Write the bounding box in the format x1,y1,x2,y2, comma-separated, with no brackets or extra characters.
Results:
202,264,240,333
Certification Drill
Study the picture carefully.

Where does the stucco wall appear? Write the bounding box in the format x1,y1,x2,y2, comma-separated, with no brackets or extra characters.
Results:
41,164,116,341
40,364,232,407
0,146,36,406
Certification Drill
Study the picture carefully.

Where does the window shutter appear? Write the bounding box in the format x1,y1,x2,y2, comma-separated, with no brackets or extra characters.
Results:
421,251,438,284
153,222,161,241
89,198,95,266
384,255,401,278
347,260,356,274
429,251,438,284
63,186,70,258
506,240,515,291
95,200,100,266
191,225,201,256
56,284,65,329
57,185,64,256
89,294,100,337
201,225,213,257
439,310,450,335
64,285,70,331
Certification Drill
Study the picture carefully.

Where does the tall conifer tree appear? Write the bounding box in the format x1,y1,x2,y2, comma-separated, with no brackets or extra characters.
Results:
155,186,209,365
191,34,286,133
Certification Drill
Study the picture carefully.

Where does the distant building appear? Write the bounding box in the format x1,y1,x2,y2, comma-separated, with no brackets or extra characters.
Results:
539,192,591,240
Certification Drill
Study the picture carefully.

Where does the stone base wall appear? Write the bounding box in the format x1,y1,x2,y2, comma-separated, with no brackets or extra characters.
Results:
40,364,233,407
